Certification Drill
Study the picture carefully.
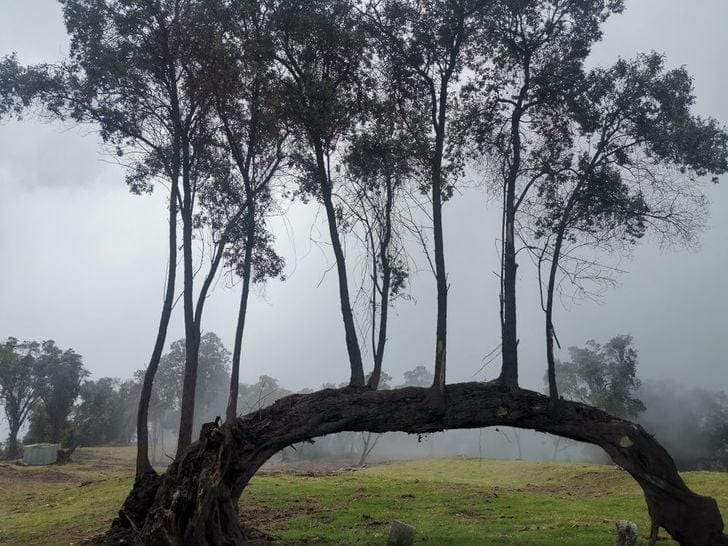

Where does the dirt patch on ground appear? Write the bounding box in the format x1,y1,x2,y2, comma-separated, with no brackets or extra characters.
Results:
239,499,326,528
517,470,615,497
72,450,136,472
260,459,362,476
0,464,75,484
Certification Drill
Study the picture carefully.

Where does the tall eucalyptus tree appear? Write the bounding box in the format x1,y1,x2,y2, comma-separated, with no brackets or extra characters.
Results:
35,0,203,474
272,0,370,386
530,54,728,403
342,95,415,389
200,0,289,421
367,0,495,390
461,0,625,387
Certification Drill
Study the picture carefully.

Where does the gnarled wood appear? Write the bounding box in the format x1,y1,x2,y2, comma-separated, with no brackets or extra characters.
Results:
110,383,727,546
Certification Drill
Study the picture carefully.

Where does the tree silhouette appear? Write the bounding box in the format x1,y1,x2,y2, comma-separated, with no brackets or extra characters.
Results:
530,54,728,403
460,0,626,388
555,335,645,419
4,2,728,544
0,338,42,459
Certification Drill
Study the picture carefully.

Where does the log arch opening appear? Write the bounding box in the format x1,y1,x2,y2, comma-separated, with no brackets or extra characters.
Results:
109,383,727,546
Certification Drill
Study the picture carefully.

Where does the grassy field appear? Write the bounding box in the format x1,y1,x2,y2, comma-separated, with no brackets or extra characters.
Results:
1,447,726,545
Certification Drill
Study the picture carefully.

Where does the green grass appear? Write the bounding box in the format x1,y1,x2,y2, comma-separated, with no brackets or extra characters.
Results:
0,447,135,545
1,449,726,545
242,459,728,545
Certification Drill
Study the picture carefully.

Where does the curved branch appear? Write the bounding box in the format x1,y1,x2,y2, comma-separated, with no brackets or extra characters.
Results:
114,383,726,546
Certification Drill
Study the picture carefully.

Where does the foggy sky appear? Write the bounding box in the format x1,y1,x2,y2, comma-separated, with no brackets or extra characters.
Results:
0,0,726,395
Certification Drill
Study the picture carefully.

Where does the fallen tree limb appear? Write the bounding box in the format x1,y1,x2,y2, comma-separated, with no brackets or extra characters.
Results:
109,383,727,545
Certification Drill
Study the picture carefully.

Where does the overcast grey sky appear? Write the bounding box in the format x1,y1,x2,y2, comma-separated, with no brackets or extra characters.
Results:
0,0,726,393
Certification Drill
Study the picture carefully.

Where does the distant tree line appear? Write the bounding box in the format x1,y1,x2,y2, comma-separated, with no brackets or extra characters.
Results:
3,332,725,470
553,334,728,470
0,338,87,458
0,331,440,465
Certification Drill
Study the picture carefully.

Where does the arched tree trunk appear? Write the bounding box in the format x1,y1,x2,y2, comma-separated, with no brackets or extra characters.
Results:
110,383,727,546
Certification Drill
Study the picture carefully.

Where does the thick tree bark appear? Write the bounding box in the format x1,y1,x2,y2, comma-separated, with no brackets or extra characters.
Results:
111,383,727,546
136,180,178,478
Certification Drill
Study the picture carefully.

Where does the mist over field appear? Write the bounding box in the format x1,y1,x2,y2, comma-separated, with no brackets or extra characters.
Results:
0,0,726,395
1,1,727,545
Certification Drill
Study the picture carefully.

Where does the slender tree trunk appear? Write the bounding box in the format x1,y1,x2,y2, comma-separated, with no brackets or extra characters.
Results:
177,158,199,456
218,87,265,418
478,428,484,462
226,215,255,422
431,85,449,392
514,429,523,459
367,267,390,390
136,180,178,478
367,177,393,390
6,423,21,460
545,242,562,405
499,99,525,389
160,426,165,463
111,383,728,546
177,168,241,454
545,187,581,406
48,412,64,444
151,419,160,465
500,206,519,387
177,242,229,454
358,432,379,466
432,176,448,392
315,146,365,386
358,432,370,466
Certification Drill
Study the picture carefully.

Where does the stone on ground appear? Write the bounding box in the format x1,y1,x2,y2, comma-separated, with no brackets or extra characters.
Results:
388,520,416,546
615,520,638,546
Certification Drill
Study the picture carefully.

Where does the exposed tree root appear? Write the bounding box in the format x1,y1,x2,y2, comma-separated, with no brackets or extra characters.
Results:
109,383,727,545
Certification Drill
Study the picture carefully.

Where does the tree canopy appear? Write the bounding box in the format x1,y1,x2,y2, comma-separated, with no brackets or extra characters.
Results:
555,335,645,419
2,1,728,543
